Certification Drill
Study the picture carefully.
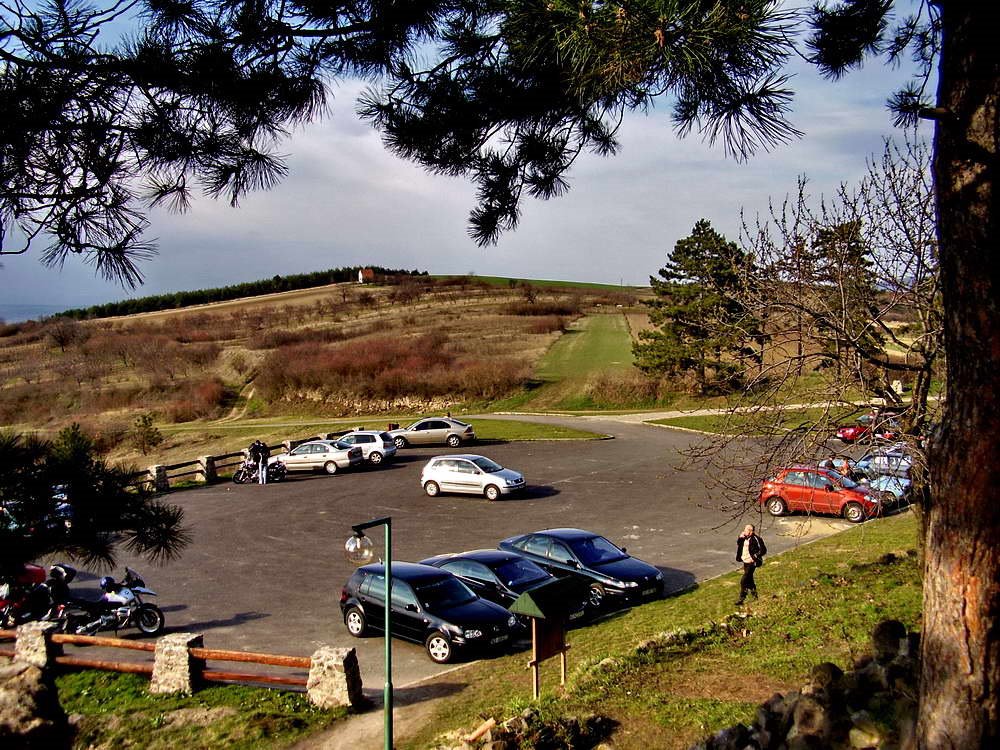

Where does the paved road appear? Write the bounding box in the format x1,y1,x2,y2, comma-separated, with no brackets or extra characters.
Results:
83,416,851,692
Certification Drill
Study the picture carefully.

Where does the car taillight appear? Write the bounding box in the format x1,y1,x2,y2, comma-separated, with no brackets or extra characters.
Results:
464,426,472,433
340,589,349,604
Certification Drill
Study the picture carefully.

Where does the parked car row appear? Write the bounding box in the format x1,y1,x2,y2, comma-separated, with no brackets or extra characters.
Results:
760,443,917,523
340,528,664,664
263,417,475,477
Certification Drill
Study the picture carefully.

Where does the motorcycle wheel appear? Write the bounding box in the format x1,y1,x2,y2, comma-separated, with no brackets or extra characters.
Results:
233,469,249,484
136,604,165,636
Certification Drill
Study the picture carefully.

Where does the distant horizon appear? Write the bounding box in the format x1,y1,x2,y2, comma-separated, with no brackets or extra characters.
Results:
0,271,646,323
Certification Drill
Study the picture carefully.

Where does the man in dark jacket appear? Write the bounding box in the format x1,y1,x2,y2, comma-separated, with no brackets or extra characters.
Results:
735,524,767,605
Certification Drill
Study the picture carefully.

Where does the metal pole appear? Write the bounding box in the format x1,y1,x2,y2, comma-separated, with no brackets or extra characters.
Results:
384,519,393,750
349,516,393,750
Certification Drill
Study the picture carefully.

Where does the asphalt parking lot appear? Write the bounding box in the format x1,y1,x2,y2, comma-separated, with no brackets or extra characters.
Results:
94,416,855,691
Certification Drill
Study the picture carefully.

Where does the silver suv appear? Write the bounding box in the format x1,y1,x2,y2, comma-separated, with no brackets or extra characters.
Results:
420,454,525,501
388,417,475,449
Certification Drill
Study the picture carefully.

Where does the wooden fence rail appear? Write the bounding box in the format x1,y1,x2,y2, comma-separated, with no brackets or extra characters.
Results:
0,625,360,708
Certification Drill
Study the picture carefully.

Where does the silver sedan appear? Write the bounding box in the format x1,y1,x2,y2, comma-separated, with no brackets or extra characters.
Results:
271,440,363,475
420,454,525,501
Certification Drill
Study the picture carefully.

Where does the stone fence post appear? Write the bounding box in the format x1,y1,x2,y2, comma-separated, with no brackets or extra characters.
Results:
149,633,204,695
14,622,62,668
306,646,363,709
199,456,217,483
147,465,169,492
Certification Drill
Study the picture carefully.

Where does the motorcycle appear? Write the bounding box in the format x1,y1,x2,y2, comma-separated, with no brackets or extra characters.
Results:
58,567,166,637
232,457,286,484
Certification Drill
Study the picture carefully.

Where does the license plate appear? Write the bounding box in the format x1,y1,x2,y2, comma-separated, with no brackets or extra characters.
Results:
490,635,508,645
642,588,656,596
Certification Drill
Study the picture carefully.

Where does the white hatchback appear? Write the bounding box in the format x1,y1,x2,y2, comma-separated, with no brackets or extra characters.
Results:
336,430,398,465
420,454,525,501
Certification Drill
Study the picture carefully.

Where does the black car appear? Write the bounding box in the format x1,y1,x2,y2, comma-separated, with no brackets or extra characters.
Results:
419,549,587,626
339,562,516,663
498,528,664,610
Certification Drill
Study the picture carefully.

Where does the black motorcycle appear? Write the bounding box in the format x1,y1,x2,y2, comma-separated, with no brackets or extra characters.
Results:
232,457,286,484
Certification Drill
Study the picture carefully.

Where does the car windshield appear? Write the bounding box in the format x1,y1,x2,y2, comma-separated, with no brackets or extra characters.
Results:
471,457,503,473
569,536,627,566
494,558,549,588
415,577,477,611
825,469,860,489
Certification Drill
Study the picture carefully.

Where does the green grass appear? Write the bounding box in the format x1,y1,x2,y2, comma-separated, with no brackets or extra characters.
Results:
493,313,640,411
472,418,607,441
648,406,853,435
57,671,346,750
401,512,921,750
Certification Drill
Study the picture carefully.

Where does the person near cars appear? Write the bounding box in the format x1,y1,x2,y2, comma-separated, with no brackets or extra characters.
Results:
735,524,767,605
248,440,270,485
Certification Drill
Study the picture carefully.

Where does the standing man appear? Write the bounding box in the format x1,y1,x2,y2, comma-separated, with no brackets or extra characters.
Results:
256,440,270,485
735,524,767,605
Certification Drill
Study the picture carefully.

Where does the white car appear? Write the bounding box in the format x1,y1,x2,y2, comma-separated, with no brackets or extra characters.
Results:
420,454,525,501
336,430,398,465
270,440,363,474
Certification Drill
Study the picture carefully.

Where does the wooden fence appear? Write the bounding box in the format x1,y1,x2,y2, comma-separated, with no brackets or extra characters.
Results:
0,626,360,708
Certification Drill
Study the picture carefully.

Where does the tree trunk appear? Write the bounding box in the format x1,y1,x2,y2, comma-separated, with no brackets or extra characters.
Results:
920,5,1000,748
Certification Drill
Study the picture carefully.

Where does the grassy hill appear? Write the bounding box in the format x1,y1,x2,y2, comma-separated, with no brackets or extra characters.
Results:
0,276,648,465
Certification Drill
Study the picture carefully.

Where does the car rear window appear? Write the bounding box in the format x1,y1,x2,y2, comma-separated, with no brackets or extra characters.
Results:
379,432,393,442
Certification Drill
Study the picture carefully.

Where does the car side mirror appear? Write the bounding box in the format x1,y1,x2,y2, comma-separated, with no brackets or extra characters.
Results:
405,603,418,612
825,484,836,492
621,546,627,554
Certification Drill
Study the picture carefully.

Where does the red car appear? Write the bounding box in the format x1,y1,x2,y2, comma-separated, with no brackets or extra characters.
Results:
759,466,879,523
835,413,900,444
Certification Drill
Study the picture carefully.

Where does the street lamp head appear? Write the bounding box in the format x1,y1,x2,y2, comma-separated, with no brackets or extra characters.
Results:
345,532,375,565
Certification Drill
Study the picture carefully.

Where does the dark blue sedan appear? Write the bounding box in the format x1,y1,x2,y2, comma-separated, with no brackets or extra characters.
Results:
419,549,587,625
498,528,664,610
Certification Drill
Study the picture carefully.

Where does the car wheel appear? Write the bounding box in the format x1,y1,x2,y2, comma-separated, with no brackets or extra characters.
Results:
766,497,787,517
843,502,866,523
424,481,440,497
425,632,453,664
484,484,501,502
587,583,606,610
324,461,338,475
368,451,383,465
446,434,461,448
393,436,407,449
344,607,368,637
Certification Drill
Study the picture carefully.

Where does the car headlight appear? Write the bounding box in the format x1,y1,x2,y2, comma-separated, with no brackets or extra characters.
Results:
508,614,518,628
505,478,519,486
655,572,663,581
463,629,483,639
623,580,639,588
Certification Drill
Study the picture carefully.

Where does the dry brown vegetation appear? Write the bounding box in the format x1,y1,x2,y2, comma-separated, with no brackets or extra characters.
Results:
0,278,639,444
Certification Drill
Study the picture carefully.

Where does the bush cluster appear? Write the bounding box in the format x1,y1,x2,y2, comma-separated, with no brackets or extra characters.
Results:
256,333,529,406
505,298,582,317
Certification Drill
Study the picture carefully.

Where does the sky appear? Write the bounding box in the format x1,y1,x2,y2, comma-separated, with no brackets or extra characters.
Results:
0,26,931,311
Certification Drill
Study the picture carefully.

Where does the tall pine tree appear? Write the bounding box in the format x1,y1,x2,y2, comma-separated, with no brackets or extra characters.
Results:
635,220,754,393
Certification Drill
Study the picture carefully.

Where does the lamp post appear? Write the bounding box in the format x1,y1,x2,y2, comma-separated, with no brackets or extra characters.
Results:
345,516,392,750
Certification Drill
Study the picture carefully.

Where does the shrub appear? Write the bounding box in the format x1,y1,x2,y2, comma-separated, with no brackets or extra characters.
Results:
526,315,566,334
247,327,345,350
129,414,164,455
506,298,582,316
